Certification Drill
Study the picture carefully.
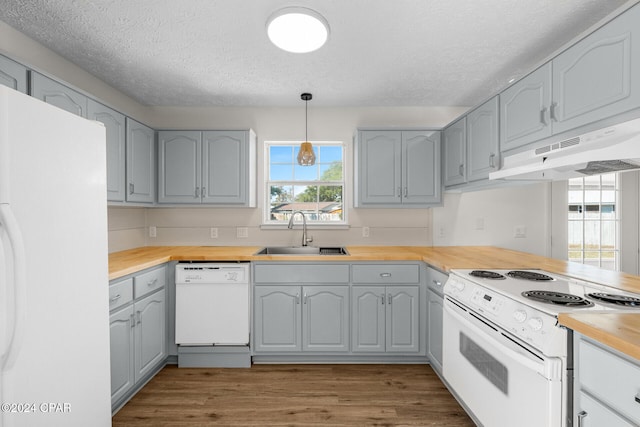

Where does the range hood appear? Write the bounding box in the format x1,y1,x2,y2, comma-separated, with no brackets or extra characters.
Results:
489,117,640,181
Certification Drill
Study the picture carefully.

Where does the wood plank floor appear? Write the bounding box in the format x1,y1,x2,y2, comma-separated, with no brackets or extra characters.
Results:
112,364,475,426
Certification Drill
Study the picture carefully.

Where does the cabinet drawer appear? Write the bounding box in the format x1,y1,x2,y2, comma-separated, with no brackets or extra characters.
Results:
109,278,133,311
578,338,640,423
578,391,636,427
352,264,420,284
428,267,448,294
253,264,349,283
134,266,166,298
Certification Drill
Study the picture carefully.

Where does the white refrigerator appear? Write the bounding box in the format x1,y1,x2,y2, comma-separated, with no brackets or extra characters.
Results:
0,86,111,426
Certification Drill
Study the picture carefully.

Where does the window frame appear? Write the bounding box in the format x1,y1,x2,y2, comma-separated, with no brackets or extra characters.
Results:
263,140,347,227
567,173,619,271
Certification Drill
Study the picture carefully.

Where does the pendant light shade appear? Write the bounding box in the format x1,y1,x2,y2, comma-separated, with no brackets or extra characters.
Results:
297,93,316,166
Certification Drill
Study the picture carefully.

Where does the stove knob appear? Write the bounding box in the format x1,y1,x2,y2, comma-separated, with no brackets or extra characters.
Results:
528,317,543,331
513,310,527,323
453,281,465,292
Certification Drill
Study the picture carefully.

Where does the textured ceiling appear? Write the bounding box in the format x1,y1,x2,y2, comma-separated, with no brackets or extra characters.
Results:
0,0,634,107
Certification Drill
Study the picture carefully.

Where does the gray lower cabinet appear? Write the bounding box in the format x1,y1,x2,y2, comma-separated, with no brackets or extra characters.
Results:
426,267,447,375
0,54,27,93
574,333,640,426
109,265,167,412
354,129,441,207
30,72,88,117
253,285,349,353
88,99,126,202
126,118,155,203
351,285,420,353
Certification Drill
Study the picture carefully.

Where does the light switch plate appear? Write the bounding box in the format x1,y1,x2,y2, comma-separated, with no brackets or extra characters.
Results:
149,226,157,238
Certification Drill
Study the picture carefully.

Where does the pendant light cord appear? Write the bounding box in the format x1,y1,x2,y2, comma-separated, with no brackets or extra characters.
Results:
305,97,308,142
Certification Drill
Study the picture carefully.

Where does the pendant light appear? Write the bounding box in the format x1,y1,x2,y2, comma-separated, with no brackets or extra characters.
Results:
297,93,316,166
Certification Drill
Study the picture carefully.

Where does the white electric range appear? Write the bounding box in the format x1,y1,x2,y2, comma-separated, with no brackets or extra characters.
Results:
442,269,640,427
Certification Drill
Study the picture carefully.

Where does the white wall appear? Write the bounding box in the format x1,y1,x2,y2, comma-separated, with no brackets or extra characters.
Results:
432,182,552,256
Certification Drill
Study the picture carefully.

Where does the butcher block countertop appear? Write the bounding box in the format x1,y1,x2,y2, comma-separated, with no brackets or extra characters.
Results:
108,245,640,359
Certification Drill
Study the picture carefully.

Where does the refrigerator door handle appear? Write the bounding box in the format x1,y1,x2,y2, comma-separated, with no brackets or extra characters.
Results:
0,204,27,372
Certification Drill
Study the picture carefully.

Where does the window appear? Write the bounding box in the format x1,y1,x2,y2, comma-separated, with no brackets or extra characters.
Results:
568,173,619,270
265,141,345,225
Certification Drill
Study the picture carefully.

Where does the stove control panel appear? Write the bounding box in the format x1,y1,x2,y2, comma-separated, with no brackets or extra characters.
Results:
445,274,564,353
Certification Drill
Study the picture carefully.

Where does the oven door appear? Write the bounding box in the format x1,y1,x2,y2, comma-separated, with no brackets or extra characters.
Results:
443,297,565,427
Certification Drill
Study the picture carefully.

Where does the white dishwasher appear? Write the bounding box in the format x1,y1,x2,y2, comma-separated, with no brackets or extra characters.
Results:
175,263,250,346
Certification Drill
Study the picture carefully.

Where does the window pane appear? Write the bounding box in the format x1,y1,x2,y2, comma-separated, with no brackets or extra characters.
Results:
270,164,293,181
601,221,616,248
294,164,319,181
319,161,343,181
568,221,583,250
584,221,600,250
319,146,342,162
568,190,583,204
270,145,293,163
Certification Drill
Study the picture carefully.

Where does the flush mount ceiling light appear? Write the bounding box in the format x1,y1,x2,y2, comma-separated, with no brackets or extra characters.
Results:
297,93,316,166
267,7,329,53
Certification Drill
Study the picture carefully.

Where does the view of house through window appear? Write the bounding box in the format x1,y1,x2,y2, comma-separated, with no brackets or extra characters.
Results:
265,142,345,224
568,173,619,270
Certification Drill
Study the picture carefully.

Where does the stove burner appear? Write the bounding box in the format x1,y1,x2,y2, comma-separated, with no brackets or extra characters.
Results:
587,293,640,307
522,290,594,307
508,270,554,281
469,270,506,280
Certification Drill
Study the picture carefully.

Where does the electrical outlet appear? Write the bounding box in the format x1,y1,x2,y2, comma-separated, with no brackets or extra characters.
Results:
236,227,248,238
210,227,218,239
438,227,445,238
149,226,157,238
362,226,370,238
514,225,526,238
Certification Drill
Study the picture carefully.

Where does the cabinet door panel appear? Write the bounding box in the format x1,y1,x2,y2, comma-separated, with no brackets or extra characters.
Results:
134,289,166,382
202,131,246,204
443,117,466,186
126,119,155,203
88,100,126,202
351,286,385,352
467,97,499,182
359,131,402,204
427,290,444,373
254,286,302,352
303,286,349,352
552,4,640,134
0,55,27,93
109,305,135,406
158,131,201,203
31,72,87,117
403,131,441,204
500,64,552,151
386,286,419,353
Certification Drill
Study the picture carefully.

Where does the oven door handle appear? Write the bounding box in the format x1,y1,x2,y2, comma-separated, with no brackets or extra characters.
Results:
444,299,549,377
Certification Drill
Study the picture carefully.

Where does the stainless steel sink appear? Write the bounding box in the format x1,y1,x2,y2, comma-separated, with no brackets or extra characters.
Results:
254,246,349,255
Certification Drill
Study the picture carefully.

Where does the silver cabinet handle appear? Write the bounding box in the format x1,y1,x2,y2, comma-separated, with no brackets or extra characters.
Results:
109,294,121,303
635,394,640,404
130,313,135,328
403,187,408,197
296,293,300,304
136,311,141,325
459,164,464,176
129,183,134,195
397,187,402,198
388,293,392,304
195,187,200,198
303,293,308,304
577,411,587,427
550,102,558,122
147,278,158,287
380,273,392,278
539,107,547,125
433,280,442,287
381,294,385,305
489,153,496,168
201,187,205,197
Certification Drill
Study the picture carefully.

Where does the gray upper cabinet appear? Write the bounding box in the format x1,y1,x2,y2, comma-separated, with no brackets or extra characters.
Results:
551,3,640,135
31,72,88,117
443,117,466,187
500,64,552,152
499,3,640,153
355,129,441,207
158,131,201,203
0,54,27,93
88,100,126,202
158,130,255,206
126,118,155,203
467,96,499,182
